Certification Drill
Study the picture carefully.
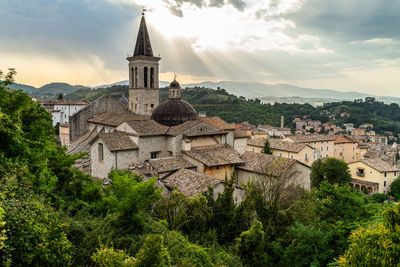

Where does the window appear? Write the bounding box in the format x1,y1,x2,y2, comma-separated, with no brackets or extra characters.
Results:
384,172,387,177
305,153,308,161
151,104,154,109
216,166,219,169
150,67,154,88
150,152,157,159
384,181,387,187
131,67,134,87
98,143,104,161
252,148,255,152
290,155,293,159
144,67,148,87
134,67,138,87
280,153,282,157
321,147,323,151
395,172,397,177
313,154,316,160
326,146,328,151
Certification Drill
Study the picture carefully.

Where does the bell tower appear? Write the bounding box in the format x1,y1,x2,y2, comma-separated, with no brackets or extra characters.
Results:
128,11,161,115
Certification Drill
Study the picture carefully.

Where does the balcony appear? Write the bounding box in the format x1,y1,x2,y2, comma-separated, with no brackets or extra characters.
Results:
356,171,365,177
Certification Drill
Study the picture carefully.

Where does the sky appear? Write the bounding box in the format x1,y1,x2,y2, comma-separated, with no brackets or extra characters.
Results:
0,0,399,96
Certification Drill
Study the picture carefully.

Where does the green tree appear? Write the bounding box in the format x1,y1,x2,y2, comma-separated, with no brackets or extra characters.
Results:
135,234,171,267
234,220,267,266
311,158,352,188
389,177,400,201
261,139,272,154
91,244,136,267
339,204,400,266
0,195,6,251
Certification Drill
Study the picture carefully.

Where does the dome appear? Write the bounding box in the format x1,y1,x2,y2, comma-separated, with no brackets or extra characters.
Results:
170,79,180,88
151,99,198,126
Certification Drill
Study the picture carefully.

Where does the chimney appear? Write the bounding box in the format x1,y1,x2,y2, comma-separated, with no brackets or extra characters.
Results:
281,116,284,128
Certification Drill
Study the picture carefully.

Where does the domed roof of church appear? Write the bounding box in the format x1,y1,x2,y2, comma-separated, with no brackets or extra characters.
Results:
151,99,198,126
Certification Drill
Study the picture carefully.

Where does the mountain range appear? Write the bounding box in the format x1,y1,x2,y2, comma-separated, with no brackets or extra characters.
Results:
9,80,400,105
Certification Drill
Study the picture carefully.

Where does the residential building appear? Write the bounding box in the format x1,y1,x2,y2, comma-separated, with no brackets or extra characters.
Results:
333,135,360,163
349,158,399,194
247,138,314,166
351,128,366,136
282,134,335,159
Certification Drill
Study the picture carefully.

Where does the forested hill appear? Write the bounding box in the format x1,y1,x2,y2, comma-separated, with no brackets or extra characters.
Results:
64,85,400,135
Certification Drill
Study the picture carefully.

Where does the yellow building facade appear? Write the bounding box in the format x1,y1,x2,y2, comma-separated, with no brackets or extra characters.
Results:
348,158,399,194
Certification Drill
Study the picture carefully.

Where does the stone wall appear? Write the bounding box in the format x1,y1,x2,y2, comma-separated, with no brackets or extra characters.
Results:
69,95,129,142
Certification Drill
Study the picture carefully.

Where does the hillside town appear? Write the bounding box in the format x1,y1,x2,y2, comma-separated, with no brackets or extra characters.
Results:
34,13,400,199
3,4,400,266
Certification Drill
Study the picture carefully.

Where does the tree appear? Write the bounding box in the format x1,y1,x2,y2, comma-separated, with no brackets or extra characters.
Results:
57,93,63,100
234,220,267,266
339,204,400,266
311,158,352,188
261,139,272,154
135,234,171,267
91,244,136,267
389,177,400,201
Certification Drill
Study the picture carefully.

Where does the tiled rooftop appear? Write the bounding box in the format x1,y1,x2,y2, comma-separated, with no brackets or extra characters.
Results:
286,134,335,143
360,157,399,172
182,144,244,167
238,151,297,175
162,168,222,197
201,116,236,130
98,131,138,151
88,112,150,127
149,156,196,173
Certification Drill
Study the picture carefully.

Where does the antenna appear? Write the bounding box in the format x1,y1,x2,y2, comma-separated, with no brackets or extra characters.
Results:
142,7,147,16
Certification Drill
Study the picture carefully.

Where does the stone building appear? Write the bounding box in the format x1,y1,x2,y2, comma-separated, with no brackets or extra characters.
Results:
236,151,311,190
283,134,335,160
69,95,129,142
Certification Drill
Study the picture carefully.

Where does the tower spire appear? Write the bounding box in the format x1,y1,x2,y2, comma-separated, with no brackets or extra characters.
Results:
133,11,153,57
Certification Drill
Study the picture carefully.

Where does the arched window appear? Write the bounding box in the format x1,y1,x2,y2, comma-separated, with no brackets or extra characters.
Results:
144,67,148,87
150,67,154,88
134,67,138,87
98,143,104,161
131,67,134,88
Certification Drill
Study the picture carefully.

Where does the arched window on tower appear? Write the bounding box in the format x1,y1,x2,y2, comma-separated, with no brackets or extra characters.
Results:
150,67,154,88
144,67,148,88
134,67,138,87
131,67,134,87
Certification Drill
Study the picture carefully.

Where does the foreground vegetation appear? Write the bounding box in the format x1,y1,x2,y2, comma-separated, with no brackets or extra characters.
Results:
2,70,400,266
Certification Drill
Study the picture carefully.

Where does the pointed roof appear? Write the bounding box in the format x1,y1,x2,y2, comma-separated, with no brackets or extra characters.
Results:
133,14,154,57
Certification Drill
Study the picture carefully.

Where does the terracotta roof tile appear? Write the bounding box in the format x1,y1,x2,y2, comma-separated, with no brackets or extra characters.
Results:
334,135,359,144
99,131,138,151
88,112,150,127
287,134,334,143
125,120,169,136
182,144,244,167
201,117,235,130
162,169,222,197
234,129,248,138
269,139,310,153
149,156,196,173
237,151,297,175
360,158,399,172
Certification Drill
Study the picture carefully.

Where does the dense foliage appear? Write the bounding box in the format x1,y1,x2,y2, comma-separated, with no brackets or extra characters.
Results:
1,69,397,266
310,158,352,188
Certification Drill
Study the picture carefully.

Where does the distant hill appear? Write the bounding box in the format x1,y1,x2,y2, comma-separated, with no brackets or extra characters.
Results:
10,82,89,99
10,79,400,105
